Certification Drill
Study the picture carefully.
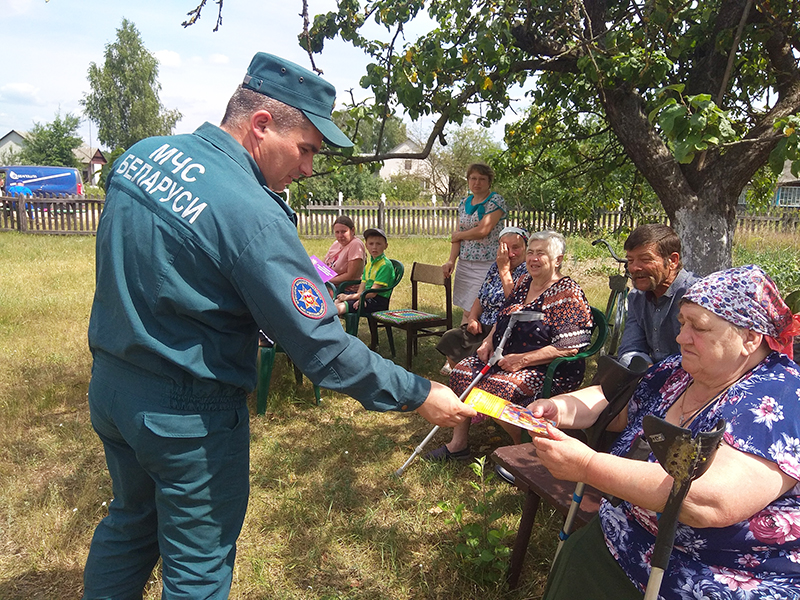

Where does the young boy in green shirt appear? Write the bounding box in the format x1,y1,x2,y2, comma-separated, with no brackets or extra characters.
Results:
335,228,395,315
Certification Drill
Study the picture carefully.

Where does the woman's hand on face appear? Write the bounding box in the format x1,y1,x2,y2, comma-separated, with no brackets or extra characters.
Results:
498,353,528,372
496,241,510,272
466,318,482,336
442,260,455,278
476,340,492,364
532,423,596,483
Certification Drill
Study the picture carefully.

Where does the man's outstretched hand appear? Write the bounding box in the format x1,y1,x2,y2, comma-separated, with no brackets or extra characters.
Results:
415,381,476,427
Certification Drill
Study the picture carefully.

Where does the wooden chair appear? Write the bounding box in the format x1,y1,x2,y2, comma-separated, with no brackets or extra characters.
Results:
371,262,453,370
256,337,320,415
492,354,647,589
335,259,405,350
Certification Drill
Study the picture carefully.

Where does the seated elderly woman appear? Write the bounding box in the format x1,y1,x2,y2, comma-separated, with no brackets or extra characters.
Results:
436,226,530,376
530,264,800,600
424,230,593,462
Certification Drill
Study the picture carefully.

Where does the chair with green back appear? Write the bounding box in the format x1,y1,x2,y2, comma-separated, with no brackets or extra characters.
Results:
541,305,609,398
336,259,405,350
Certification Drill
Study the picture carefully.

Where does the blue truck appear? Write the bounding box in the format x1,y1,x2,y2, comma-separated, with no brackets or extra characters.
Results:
0,165,84,197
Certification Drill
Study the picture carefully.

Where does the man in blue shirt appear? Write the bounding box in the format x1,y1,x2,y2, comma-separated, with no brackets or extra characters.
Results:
83,52,474,600
617,224,697,367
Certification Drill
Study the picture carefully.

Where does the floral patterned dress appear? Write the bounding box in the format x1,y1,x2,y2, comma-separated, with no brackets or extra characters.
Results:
600,353,800,599
457,192,507,262
449,275,592,420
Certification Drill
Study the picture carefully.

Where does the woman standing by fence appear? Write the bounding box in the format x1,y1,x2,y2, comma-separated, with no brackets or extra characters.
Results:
442,163,507,319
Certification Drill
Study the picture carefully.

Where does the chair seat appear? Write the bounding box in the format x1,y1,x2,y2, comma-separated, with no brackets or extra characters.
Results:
492,444,602,520
372,309,443,324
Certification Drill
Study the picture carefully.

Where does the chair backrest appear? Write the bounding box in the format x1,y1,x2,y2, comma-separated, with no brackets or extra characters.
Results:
389,259,405,293
410,262,453,327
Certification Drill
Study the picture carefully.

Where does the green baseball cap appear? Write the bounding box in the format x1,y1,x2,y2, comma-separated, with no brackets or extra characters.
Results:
242,52,353,148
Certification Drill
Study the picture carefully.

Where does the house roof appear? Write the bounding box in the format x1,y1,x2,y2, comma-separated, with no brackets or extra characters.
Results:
73,144,107,165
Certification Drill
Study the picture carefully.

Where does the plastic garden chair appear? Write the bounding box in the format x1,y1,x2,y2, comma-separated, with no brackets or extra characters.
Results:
256,336,321,415
336,259,404,349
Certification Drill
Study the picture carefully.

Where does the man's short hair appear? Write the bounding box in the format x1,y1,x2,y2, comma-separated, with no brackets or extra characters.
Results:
624,224,682,267
221,85,311,133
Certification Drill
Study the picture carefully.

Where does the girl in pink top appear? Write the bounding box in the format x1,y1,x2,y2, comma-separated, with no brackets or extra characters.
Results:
324,215,366,290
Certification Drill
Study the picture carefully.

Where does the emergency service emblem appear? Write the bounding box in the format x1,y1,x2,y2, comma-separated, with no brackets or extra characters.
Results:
291,278,326,319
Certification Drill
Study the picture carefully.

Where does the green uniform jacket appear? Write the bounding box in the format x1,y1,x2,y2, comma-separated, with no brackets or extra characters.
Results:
88,122,429,412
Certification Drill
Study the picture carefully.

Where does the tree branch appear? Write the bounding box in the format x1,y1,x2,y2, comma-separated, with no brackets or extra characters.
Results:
182,0,224,31
299,0,323,75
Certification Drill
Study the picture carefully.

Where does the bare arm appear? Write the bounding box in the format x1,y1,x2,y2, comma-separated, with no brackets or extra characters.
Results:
534,429,798,528
495,241,515,297
475,324,497,363
527,384,610,429
465,297,484,335
497,346,579,373
363,283,386,300
336,281,365,303
442,242,461,278
451,209,503,242
328,258,364,286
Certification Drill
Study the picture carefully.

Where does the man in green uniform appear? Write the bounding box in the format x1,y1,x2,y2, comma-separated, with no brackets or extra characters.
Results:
83,52,474,600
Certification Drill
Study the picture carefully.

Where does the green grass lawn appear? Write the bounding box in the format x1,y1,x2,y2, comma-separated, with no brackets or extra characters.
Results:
0,229,797,599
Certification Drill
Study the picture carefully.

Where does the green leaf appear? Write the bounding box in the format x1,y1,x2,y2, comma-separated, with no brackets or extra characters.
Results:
769,137,789,175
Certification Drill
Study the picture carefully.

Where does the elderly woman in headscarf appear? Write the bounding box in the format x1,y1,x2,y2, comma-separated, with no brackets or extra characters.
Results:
436,226,530,376
425,230,593,462
529,264,800,600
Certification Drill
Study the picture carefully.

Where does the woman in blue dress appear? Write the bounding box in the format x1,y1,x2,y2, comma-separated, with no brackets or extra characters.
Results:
531,265,800,599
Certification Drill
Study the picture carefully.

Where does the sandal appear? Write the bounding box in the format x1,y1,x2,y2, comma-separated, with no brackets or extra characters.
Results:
422,444,471,462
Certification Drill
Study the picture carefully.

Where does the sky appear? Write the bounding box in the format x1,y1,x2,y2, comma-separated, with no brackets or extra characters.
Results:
0,0,518,153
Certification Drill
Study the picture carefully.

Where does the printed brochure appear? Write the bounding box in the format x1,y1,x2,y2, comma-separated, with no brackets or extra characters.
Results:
464,388,553,435
310,255,337,283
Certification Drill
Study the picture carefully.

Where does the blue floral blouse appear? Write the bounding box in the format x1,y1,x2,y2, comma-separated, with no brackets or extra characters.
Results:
599,352,800,598
476,261,529,326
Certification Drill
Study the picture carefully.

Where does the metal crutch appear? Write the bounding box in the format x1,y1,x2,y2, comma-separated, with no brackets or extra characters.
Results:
641,415,726,600
394,310,544,477
551,357,647,563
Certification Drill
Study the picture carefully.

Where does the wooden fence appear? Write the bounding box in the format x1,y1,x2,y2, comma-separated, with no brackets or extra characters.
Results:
2,193,799,238
0,193,105,235
296,201,668,237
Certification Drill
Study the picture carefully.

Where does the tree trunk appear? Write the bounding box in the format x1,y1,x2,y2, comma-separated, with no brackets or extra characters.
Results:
673,199,735,277
601,86,746,276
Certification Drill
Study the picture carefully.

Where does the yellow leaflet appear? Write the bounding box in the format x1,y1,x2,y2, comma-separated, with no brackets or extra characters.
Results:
465,389,551,435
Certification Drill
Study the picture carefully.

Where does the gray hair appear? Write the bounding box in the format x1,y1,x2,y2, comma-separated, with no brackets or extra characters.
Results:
221,85,311,133
528,230,567,264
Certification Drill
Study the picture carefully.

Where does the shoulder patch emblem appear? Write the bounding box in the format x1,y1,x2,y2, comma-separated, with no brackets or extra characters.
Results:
291,278,326,319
